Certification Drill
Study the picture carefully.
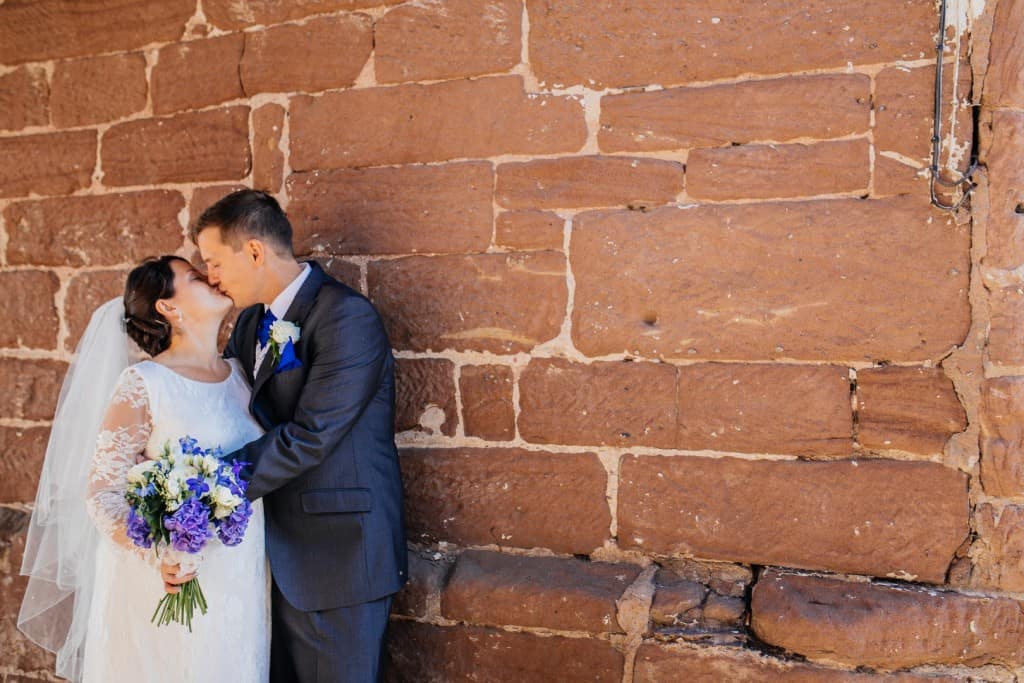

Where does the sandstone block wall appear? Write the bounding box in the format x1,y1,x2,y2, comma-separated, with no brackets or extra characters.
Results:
0,1,1021,680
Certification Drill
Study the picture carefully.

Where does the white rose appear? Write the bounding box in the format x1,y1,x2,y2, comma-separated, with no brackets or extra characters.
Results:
171,464,199,483
127,460,156,485
213,485,241,508
270,321,300,345
212,485,241,519
201,454,221,475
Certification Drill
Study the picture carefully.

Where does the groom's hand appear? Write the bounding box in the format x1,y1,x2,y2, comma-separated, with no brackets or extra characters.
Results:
160,561,197,594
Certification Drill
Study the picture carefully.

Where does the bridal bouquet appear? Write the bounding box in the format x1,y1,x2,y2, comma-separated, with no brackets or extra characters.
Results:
123,435,252,631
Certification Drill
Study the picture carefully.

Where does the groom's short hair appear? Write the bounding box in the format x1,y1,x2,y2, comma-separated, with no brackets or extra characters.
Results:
192,189,294,256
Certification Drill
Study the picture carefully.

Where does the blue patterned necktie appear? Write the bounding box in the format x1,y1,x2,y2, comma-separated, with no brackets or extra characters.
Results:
257,309,277,348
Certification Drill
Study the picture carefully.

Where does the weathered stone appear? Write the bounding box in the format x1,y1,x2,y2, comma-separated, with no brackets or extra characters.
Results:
287,163,493,256
442,549,641,633
973,503,1024,593
0,131,95,199
0,426,49,504
518,358,677,448
686,140,869,201
496,156,683,210
0,534,57,672
290,76,586,170
988,285,1024,366
982,110,1024,270
875,64,973,164
6,191,185,267
395,358,457,437
632,642,945,682
241,14,372,95
650,570,707,627
599,75,869,152
677,364,852,456
0,271,60,349
203,0,403,30
984,0,1024,107
0,66,49,132
459,365,515,441
703,593,745,628
65,270,131,351
400,447,610,554
368,252,566,353
659,558,752,599
618,455,968,582
376,0,521,83
152,34,245,115
873,154,929,198
392,549,451,618
51,52,147,127
0,508,29,540
189,184,248,228
980,377,1024,497
0,0,193,64
253,104,285,194
856,366,966,455
386,621,624,682
528,0,937,89
102,107,251,187
495,211,564,251
571,197,970,362
313,256,361,292
0,359,68,421
751,569,1024,668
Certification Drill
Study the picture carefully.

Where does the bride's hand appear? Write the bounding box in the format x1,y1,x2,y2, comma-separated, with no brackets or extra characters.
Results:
160,560,197,594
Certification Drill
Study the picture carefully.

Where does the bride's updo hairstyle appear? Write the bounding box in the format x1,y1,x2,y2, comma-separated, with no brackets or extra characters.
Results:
123,255,189,357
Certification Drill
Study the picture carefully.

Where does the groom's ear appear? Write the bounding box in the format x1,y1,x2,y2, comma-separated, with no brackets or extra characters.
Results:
244,239,266,266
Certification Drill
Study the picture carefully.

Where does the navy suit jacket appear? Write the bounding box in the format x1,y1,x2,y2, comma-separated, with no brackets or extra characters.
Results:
224,262,407,612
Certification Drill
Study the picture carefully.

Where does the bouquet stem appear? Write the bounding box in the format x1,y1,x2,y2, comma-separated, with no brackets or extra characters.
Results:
151,577,208,632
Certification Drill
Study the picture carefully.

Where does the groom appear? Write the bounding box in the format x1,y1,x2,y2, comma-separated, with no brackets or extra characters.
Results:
190,189,407,682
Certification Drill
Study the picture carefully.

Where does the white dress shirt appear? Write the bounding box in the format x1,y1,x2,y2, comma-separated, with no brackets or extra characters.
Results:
254,262,311,376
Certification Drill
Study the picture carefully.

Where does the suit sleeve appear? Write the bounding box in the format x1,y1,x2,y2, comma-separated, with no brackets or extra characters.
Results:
232,294,389,500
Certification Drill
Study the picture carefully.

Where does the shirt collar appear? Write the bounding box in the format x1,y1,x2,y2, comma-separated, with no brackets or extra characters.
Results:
265,262,311,321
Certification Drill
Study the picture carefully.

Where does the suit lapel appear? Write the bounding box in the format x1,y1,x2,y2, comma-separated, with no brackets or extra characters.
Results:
236,306,260,381
250,261,327,402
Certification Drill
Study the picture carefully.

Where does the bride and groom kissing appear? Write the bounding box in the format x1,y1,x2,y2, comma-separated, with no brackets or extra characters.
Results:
18,189,408,682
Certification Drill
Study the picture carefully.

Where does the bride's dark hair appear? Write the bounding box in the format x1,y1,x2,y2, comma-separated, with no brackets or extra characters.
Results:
123,255,188,356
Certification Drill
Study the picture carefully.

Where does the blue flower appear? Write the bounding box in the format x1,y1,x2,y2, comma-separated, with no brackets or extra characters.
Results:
276,339,302,373
126,508,152,549
133,482,157,499
178,436,202,456
164,496,212,553
186,476,210,497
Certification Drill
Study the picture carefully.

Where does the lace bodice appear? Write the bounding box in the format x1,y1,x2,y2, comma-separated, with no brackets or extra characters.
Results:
85,359,264,564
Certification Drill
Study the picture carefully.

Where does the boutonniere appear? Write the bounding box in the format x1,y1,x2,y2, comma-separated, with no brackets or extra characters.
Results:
267,320,302,373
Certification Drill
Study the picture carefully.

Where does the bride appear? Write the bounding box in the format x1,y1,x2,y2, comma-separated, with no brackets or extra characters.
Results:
17,255,270,682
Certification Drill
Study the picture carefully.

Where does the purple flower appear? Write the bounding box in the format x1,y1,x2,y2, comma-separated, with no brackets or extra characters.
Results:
126,508,152,548
164,496,213,553
230,460,251,491
215,499,252,546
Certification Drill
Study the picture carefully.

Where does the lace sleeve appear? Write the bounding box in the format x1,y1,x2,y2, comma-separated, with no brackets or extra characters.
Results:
84,366,157,567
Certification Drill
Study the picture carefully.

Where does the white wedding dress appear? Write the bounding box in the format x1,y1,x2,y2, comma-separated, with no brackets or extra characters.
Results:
82,357,270,682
